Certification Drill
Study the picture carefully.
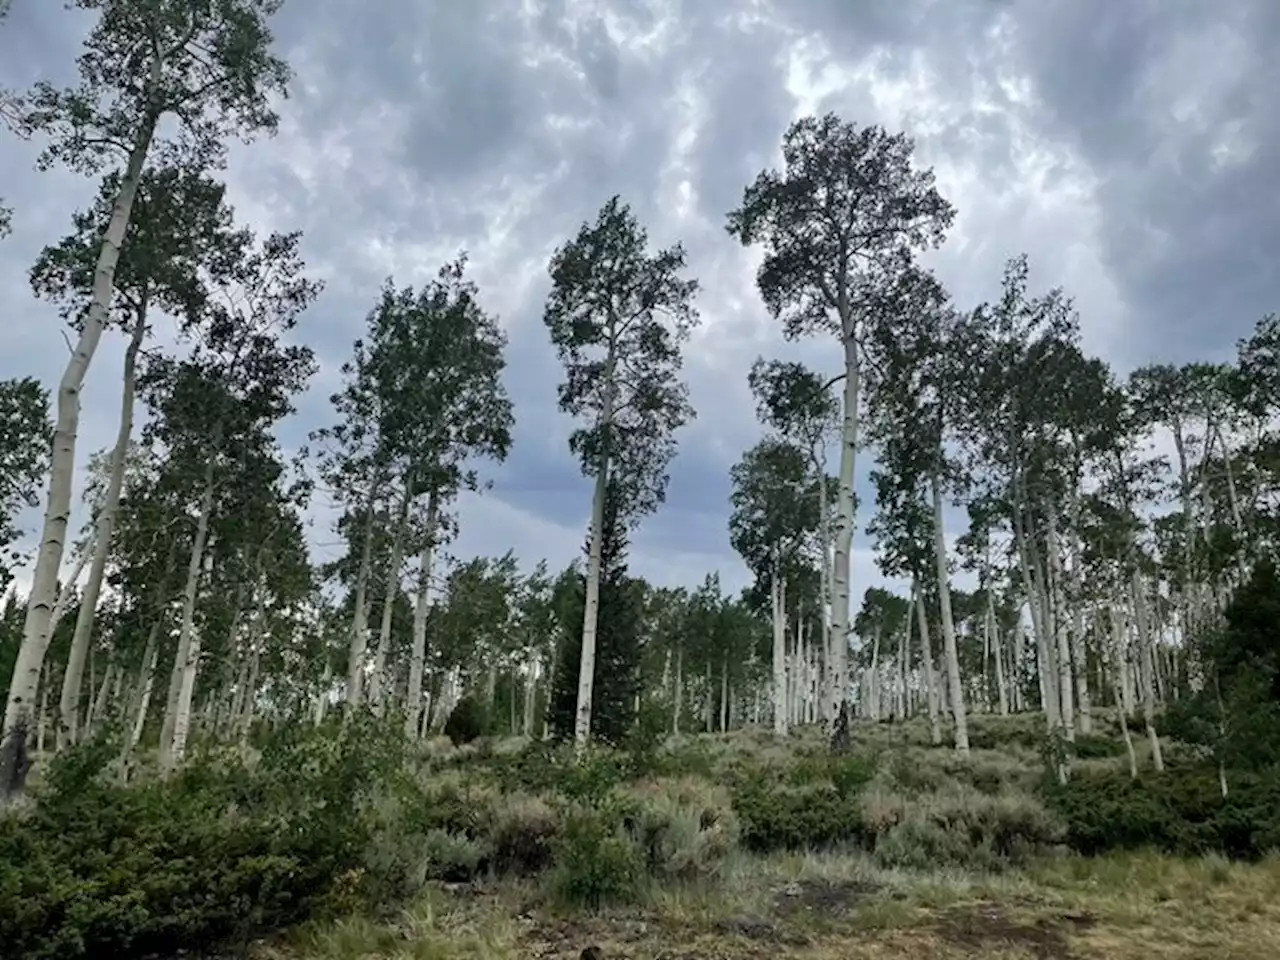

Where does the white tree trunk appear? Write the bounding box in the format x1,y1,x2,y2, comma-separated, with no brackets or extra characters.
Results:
771,559,787,736
986,588,1009,716
575,450,611,746
58,311,148,749
1047,509,1076,741
1108,604,1138,778
829,338,859,723
1131,571,1164,772
0,114,155,800
161,461,215,773
49,547,92,636
405,492,438,737
370,481,411,713
931,472,969,756
345,493,378,706
313,659,331,727
914,578,942,745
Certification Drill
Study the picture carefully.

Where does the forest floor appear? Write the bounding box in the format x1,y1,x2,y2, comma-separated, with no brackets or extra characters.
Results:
267,843,1280,959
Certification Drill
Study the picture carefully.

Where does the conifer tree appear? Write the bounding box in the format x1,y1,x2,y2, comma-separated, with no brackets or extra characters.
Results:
548,481,642,745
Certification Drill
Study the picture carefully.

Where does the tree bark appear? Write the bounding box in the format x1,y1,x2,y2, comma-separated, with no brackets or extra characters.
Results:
405,491,438,737
914,577,942,745
1131,571,1164,772
161,455,216,773
0,109,157,802
829,335,859,724
345,488,379,707
771,556,787,735
370,480,411,713
931,471,969,756
58,306,148,750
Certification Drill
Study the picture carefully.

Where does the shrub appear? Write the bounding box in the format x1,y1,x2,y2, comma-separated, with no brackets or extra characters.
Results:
732,772,864,852
0,718,392,959
1045,766,1280,860
444,696,488,746
548,800,641,909
484,793,559,876
626,778,739,883
862,781,1062,871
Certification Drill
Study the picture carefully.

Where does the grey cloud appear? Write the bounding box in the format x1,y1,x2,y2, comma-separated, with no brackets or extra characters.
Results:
4,0,1275,606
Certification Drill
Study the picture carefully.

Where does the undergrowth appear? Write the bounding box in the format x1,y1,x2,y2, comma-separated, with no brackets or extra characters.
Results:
2,711,1278,959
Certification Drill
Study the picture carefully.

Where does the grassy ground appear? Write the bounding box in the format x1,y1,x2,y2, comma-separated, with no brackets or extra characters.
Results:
269,848,1280,959
258,714,1280,960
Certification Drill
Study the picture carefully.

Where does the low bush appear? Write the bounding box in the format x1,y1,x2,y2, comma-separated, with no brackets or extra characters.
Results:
865,782,1064,870
0,717,399,960
1045,766,1280,860
731,774,864,852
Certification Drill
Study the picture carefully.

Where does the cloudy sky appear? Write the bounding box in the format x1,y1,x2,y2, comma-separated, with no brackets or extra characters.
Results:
1,0,1276,604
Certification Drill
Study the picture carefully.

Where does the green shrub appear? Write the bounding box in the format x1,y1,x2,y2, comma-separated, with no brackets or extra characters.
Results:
549,802,641,909
444,696,487,746
1045,766,1280,860
484,793,559,876
731,771,864,852
626,779,739,883
1070,734,1124,760
861,781,1062,871
0,718,393,959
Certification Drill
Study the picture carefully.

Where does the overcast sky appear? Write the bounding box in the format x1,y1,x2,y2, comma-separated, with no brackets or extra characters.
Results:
1,0,1275,604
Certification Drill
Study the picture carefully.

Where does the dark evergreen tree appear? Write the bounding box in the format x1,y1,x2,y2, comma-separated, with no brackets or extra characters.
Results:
548,481,642,745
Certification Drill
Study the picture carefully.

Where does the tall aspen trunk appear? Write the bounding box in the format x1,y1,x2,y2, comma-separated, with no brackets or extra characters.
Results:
58,308,148,750
85,661,114,738
406,491,438,737
914,578,942,745
161,456,216,773
931,472,969,756
346,492,379,706
370,481,411,713
313,659,331,727
1131,571,1164,772
816,465,833,721
237,580,265,742
575,451,610,746
1047,510,1076,741
672,643,682,735
829,334,859,724
720,657,729,732
869,623,881,721
1108,604,1139,778
575,343,617,747
986,587,1009,716
771,558,787,736
0,108,158,801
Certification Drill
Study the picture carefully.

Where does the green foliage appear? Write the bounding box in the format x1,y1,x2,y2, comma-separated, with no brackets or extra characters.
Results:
1171,559,1280,773
548,481,642,746
443,695,487,746
548,801,642,910
0,377,51,594
0,716,398,959
1045,767,1280,860
544,195,699,517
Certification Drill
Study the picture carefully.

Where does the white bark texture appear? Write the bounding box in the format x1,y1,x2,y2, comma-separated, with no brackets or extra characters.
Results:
931,473,969,756
58,310,147,748
0,114,155,799
405,493,438,737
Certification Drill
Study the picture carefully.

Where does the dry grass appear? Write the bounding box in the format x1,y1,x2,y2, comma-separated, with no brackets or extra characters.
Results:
265,849,1280,959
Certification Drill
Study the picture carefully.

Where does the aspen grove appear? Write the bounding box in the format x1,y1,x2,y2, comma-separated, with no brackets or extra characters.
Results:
1,3,1279,958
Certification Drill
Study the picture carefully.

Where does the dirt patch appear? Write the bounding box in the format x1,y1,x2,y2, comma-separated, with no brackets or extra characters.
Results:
773,878,882,917
932,901,1096,960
